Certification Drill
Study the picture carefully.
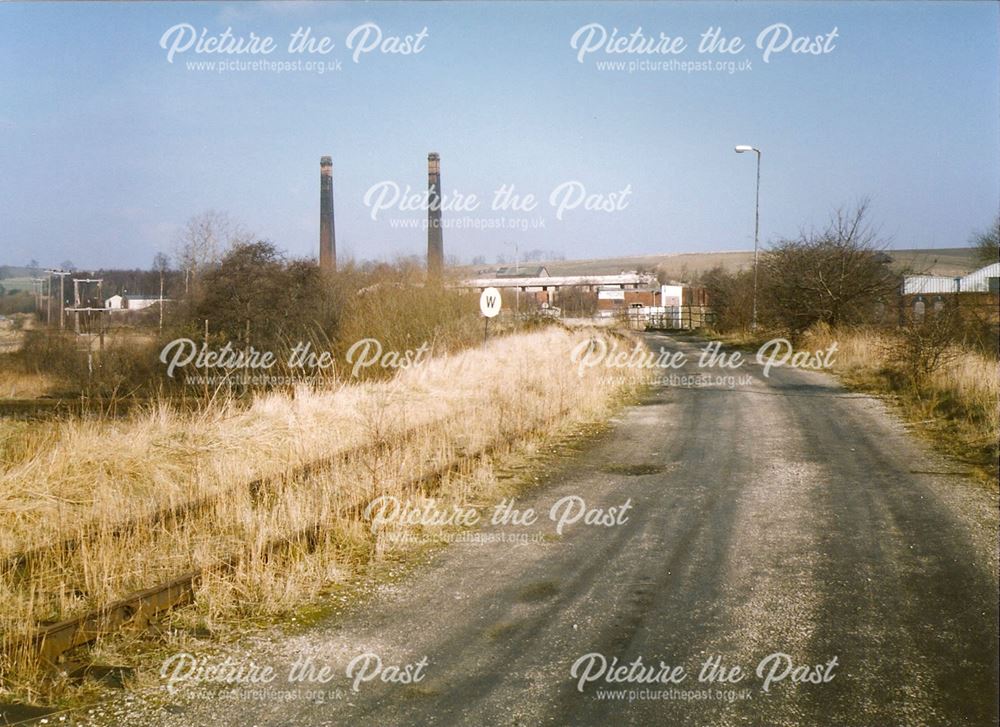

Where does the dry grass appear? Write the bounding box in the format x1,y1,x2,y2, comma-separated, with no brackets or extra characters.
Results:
0,367,56,399
0,325,646,700
800,323,999,483
0,329,25,355
703,322,998,483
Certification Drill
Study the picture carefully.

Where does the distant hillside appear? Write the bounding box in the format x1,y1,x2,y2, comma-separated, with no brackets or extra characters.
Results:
0,266,37,292
4,248,981,292
0,277,35,294
0,268,183,299
464,247,980,281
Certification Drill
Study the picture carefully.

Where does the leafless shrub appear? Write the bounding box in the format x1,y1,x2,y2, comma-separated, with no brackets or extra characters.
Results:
174,210,254,295
759,200,900,332
889,304,964,384
700,266,755,332
554,285,596,317
972,214,999,266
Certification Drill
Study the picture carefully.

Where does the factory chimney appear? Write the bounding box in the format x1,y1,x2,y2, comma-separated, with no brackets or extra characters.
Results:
427,152,443,278
319,156,336,271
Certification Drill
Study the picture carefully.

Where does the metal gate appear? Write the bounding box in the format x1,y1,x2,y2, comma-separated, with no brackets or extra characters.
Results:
624,306,714,331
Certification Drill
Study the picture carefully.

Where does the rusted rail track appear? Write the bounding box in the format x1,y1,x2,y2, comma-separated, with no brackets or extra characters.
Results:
13,435,513,667
1,426,430,579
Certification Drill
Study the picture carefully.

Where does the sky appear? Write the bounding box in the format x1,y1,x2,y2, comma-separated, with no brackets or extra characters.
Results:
0,1,998,270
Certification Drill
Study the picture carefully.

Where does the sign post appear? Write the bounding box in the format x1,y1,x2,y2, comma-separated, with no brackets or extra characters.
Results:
479,287,502,344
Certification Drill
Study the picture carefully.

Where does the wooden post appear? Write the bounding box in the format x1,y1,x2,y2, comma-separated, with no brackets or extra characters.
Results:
204,319,210,400
98,280,105,357
73,279,81,334
59,273,65,330
159,268,164,331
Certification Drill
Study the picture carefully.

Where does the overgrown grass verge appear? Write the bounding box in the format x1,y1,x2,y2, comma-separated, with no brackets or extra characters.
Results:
0,362,58,400
694,323,998,485
0,326,647,704
799,324,999,487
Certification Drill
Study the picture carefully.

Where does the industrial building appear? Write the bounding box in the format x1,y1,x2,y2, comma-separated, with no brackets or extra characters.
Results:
309,151,713,327
459,271,657,305
104,294,164,311
903,262,1000,295
458,269,711,327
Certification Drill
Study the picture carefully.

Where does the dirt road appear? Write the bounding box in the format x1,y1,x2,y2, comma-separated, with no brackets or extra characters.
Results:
89,333,999,726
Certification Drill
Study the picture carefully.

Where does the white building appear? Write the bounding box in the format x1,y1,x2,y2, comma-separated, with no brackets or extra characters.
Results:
902,262,1000,295
459,271,657,294
104,294,166,311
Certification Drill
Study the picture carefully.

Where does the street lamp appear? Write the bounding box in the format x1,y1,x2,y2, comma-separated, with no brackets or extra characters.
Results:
734,145,761,330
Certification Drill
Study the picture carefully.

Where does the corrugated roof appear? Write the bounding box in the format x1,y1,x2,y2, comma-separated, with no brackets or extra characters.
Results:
903,262,999,294
495,266,549,278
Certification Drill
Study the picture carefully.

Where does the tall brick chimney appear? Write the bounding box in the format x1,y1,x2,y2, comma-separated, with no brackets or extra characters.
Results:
427,152,443,278
319,156,336,271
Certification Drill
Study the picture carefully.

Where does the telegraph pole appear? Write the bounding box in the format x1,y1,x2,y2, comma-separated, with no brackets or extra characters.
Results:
46,269,71,330
31,278,45,319
159,267,165,331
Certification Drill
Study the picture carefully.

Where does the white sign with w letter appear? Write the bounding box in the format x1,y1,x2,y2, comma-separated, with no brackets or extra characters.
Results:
479,287,502,318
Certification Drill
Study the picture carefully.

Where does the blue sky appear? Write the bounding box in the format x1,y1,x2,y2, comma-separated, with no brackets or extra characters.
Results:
1,1,997,269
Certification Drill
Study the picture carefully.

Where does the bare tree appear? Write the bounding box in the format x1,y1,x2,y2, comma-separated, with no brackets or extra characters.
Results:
151,252,171,330
759,200,900,332
174,210,252,294
701,266,755,332
972,215,999,266
152,252,170,273
556,285,597,317
889,302,963,384
190,241,340,351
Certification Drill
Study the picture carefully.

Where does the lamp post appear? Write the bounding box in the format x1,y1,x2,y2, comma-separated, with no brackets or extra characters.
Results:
735,145,761,330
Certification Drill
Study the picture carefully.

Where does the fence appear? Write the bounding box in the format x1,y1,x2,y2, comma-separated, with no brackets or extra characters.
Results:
897,292,999,326
623,306,715,331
